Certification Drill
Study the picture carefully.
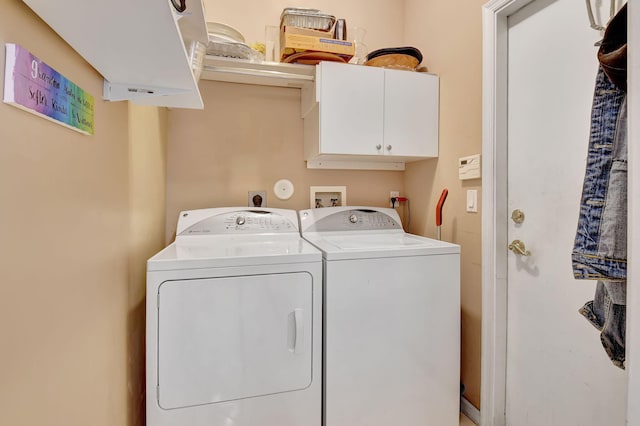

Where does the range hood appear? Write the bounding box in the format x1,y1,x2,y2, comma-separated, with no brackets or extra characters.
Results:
22,0,208,109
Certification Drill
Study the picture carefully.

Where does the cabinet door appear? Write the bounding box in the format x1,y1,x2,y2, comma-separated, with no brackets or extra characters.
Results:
383,70,439,157
318,62,384,155
157,273,313,409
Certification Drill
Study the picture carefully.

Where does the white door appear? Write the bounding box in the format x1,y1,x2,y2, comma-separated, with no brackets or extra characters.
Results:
157,272,313,409
505,0,627,424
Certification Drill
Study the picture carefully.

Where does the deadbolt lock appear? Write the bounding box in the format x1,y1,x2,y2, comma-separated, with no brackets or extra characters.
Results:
511,209,525,224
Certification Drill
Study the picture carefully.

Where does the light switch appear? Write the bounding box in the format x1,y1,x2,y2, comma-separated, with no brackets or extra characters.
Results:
466,190,478,213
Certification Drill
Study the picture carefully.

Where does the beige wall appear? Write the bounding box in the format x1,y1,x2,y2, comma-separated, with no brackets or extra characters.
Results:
127,105,167,426
0,2,167,425
166,81,404,240
404,0,485,409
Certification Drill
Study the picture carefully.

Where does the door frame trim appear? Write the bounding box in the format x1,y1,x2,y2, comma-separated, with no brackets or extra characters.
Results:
482,1,639,425
481,1,535,424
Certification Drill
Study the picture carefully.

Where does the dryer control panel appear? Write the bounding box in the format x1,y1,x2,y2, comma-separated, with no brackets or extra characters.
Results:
177,208,299,236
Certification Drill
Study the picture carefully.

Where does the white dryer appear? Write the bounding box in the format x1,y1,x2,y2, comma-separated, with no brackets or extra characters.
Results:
146,207,322,426
299,206,461,426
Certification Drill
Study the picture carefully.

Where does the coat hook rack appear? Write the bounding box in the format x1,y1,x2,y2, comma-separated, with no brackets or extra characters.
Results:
586,0,621,31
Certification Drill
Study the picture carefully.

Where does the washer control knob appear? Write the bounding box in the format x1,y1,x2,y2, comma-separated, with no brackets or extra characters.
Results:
349,214,358,224
236,216,246,226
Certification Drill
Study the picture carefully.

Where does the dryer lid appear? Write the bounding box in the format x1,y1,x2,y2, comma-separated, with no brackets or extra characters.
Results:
148,235,321,271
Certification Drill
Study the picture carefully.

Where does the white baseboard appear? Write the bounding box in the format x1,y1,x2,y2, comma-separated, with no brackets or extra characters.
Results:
461,396,481,425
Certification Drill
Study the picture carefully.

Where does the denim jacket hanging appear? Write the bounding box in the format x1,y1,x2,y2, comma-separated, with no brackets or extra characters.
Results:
571,68,626,282
573,85,627,368
572,4,627,369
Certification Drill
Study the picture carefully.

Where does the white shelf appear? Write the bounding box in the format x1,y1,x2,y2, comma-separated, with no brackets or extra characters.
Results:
22,0,208,109
201,56,315,89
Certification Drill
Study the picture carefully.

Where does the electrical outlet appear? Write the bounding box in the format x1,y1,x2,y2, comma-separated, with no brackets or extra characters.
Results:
390,191,400,207
248,190,266,207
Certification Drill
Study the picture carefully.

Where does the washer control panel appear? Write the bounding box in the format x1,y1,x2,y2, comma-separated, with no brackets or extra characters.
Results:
300,208,402,232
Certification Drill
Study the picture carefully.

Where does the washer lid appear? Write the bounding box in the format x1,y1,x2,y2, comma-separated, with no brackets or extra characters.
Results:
302,231,459,260
298,206,459,260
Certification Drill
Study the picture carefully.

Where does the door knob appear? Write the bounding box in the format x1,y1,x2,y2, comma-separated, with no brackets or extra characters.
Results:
376,144,382,150
508,239,531,256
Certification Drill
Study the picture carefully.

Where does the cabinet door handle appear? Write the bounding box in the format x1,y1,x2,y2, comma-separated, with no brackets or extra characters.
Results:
386,145,392,151
376,144,382,150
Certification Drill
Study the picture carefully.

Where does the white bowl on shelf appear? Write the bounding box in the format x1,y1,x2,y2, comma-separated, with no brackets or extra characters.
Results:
206,22,245,43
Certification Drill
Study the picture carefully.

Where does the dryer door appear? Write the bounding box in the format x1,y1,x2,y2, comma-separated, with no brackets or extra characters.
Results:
157,272,313,409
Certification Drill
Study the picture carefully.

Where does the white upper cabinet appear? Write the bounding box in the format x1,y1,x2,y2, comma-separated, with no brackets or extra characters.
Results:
303,62,439,170
383,68,439,158
316,64,385,156
22,0,208,109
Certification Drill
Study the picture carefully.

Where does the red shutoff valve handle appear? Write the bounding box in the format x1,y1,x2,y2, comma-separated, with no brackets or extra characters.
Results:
436,189,449,227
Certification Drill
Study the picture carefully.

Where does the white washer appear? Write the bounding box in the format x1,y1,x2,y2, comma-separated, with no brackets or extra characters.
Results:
299,206,461,426
147,207,322,426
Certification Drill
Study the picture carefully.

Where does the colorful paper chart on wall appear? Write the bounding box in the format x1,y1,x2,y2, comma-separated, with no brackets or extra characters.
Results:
3,43,94,135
